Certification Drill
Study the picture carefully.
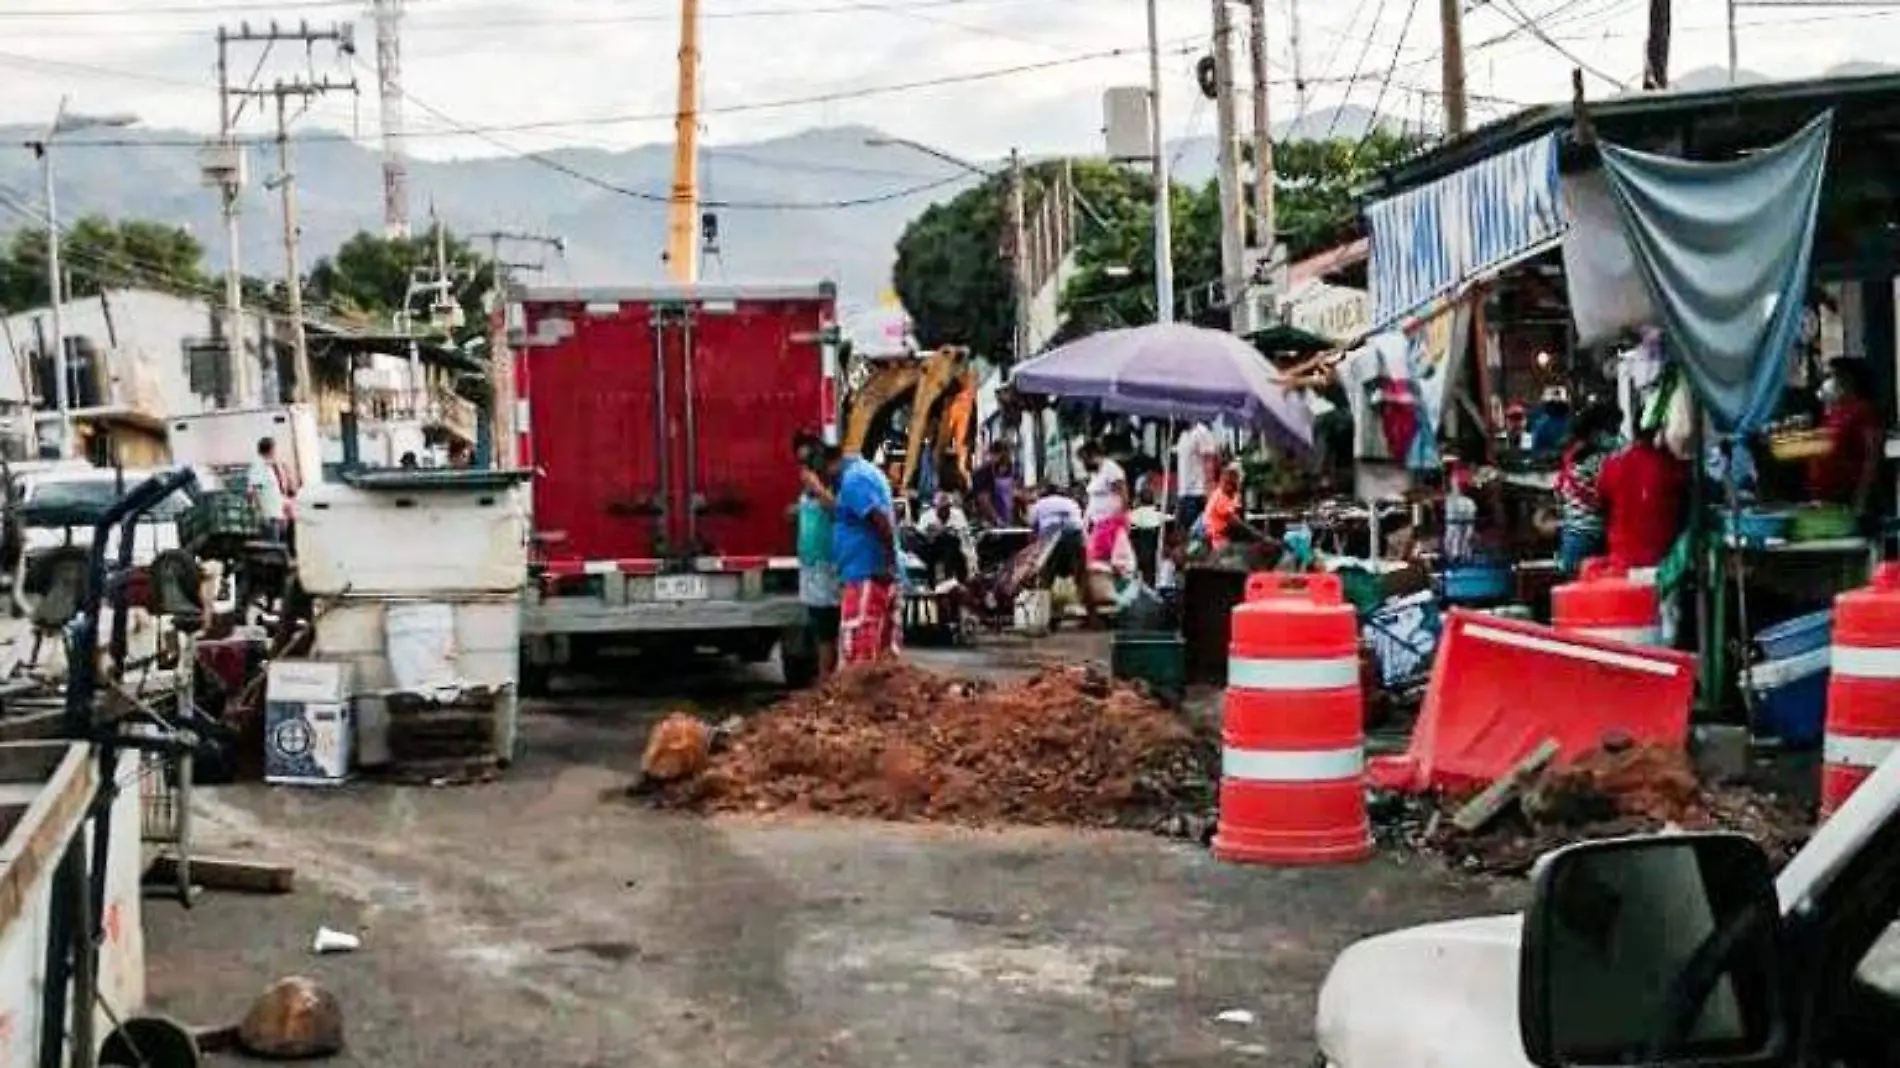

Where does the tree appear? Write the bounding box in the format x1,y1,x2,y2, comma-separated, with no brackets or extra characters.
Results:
890,131,1428,353
0,216,208,311
306,226,494,342
890,176,1013,360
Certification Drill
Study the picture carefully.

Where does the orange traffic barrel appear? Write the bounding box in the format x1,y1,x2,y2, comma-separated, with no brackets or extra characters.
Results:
1213,571,1371,865
1823,562,1900,817
1551,556,1660,645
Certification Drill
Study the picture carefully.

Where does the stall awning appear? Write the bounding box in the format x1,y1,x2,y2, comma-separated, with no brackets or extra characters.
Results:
1365,131,1566,329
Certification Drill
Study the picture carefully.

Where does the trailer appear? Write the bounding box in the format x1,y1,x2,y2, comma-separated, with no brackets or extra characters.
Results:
508,283,842,691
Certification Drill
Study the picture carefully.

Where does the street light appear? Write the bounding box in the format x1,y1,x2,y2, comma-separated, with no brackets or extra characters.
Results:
862,136,998,179
34,98,138,459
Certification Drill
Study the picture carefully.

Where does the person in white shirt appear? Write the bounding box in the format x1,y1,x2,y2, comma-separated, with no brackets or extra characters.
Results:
1173,422,1219,529
1027,487,1083,540
246,436,289,542
913,491,973,585
1078,439,1126,528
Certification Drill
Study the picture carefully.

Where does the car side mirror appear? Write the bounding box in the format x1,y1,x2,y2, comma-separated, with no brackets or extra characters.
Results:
1520,833,1785,1067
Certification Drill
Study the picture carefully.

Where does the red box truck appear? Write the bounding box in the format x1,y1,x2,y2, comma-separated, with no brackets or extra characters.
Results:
508,283,842,692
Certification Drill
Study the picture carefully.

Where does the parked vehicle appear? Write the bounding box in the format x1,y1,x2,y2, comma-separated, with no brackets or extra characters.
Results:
510,283,841,691
1313,752,1900,1067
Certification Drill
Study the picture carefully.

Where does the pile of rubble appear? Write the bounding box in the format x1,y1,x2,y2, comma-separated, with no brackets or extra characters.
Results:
1375,742,1811,877
645,662,1219,830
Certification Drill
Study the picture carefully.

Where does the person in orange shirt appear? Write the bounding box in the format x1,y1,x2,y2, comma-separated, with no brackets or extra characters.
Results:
1201,464,1269,552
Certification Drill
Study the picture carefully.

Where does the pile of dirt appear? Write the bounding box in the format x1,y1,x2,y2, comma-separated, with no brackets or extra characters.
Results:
649,662,1218,829
1376,743,1812,877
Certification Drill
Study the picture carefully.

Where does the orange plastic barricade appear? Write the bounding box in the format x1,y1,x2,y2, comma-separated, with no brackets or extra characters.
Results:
1367,609,1696,794
1823,562,1900,818
1552,557,1661,646
1213,572,1371,866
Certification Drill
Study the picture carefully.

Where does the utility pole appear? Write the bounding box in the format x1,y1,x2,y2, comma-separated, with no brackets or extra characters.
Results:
213,29,250,407
475,229,563,468
1286,0,1308,119
213,20,354,406
665,0,702,283
1007,148,1031,361
1726,0,1738,84
236,74,357,404
1248,0,1276,328
1210,0,1249,334
373,0,410,238
1145,0,1175,324
1438,0,1469,136
1644,0,1671,89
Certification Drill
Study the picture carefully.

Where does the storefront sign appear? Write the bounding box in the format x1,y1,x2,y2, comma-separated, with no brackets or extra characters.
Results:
1366,132,1566,328
1281,281,1371,344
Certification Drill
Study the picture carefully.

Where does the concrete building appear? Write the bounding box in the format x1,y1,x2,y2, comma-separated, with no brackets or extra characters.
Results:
0,288,480,467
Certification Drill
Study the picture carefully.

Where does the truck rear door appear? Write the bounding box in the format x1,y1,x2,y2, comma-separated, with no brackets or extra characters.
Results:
519,299,667,565
518,286,836,573
675,293,832,562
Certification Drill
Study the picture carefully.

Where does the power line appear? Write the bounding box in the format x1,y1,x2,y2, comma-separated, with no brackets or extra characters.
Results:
1489,0,1632,89
26,38,1201,149
378,63,977,210
1358,0,1425,145
0,0,363,16
1324,0,1392,138
0,0,1030,32
0,185,374,330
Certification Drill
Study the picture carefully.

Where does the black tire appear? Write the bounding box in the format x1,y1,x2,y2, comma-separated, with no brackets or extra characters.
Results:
519,661,553,698
781,647,820,689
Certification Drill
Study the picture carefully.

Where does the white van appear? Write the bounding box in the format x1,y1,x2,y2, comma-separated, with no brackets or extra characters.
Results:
1314,754,1900,1068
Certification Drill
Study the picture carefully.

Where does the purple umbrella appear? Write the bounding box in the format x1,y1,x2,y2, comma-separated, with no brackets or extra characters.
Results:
1010,323,1314,451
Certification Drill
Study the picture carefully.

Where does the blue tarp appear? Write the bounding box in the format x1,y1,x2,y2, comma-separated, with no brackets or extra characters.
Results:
1599,111,1833,435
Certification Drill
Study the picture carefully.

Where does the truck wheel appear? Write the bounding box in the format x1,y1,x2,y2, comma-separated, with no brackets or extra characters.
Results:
520,662,553,699
781,649,819,689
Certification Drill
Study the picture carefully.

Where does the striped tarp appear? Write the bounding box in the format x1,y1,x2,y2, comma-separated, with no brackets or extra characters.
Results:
1366,132,1567,329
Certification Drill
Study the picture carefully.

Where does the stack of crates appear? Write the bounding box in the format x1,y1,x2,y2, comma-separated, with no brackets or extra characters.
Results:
1742,610,1832,747
179,489,260,552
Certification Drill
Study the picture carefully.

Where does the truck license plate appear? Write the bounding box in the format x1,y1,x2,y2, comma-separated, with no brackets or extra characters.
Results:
653,575,709,601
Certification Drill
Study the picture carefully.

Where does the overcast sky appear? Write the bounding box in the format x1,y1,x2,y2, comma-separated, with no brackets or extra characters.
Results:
0,0,1894,167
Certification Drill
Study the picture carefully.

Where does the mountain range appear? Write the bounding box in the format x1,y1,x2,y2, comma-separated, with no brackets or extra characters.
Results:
0,104,1389,316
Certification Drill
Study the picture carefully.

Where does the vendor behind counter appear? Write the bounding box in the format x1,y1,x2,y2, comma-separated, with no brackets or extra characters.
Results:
1806,357,1883,517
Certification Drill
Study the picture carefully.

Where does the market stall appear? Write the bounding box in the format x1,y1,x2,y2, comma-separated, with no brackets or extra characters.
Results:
1349,70,1900,741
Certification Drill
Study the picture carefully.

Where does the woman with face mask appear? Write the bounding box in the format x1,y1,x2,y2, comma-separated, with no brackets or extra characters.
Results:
1808,358,1883,513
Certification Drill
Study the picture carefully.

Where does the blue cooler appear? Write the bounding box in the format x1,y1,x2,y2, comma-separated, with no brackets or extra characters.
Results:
1743,611,1832,746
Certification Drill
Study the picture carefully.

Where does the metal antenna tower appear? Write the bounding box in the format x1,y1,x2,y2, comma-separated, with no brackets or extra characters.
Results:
374,0,410,238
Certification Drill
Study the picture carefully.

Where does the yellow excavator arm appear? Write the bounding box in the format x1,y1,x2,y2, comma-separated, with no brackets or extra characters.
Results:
841,347,978,496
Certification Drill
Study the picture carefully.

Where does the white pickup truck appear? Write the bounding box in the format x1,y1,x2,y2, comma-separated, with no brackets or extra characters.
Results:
1315,751,1900,1068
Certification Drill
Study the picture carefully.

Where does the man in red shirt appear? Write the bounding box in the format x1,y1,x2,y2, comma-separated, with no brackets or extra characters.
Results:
1597,424,1688,568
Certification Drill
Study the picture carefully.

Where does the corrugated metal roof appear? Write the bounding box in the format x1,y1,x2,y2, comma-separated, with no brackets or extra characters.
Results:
1368,70,1900,200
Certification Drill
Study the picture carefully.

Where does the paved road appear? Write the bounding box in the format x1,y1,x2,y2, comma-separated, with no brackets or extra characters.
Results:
143,648,1521,1067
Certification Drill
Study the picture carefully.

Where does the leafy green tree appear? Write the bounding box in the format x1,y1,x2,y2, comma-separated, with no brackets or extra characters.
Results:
1266,130,1425,260
891,131,1427,351
890,176,1013,360
306,226,494,341
0,216,208,311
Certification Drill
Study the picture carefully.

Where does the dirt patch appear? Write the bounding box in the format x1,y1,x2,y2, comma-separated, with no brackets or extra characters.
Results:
1376,743,1812,877
647,662,1218,829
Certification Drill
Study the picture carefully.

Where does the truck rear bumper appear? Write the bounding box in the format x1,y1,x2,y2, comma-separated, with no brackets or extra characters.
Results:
522,594,806,636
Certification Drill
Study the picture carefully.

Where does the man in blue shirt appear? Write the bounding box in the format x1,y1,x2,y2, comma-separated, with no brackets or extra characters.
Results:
823,447,900,667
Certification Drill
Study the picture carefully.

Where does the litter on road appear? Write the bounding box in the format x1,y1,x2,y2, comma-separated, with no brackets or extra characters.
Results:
1376,741,1811,876
311,926,362,954
649,662,1219,829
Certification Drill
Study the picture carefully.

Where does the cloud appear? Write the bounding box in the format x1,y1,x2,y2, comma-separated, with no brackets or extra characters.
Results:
0,0,1888,165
